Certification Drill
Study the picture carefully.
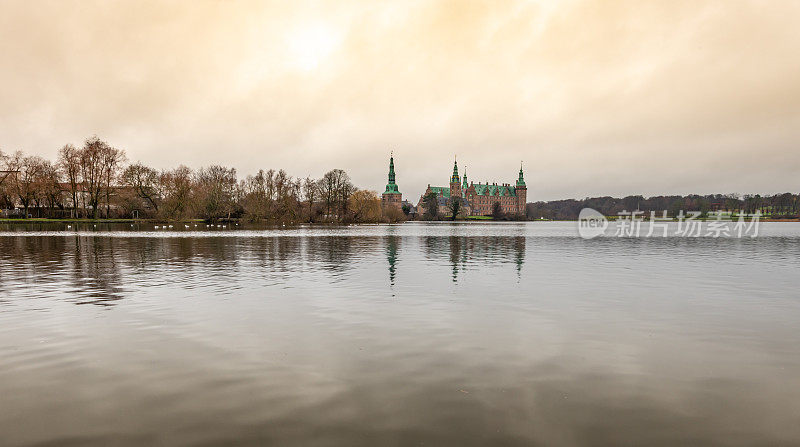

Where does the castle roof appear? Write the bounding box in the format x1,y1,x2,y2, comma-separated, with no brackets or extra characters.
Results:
429,186,450,198
428,183,517,197
424,161,524,199
450,158,460,184
473,183,516,197
384,155,400,194
516,162,526,187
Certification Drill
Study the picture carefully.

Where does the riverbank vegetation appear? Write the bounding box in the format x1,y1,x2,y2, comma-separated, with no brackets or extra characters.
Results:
527,194,800,220
0,138,404,223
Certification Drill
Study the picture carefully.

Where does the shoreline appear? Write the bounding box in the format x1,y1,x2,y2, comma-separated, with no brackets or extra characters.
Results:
2,218,798,224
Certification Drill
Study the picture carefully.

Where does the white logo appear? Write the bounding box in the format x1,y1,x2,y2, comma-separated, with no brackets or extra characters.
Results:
578,208,608,239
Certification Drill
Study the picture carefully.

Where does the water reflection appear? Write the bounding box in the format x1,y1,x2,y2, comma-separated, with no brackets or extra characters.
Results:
421,235,526,282
1,224,800,446
386,235,399,288
0,236,126,305
70,236,126,305
306,237,359,279
0,233,531,305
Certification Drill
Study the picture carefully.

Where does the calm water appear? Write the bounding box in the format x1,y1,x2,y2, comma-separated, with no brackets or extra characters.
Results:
1,222,799,446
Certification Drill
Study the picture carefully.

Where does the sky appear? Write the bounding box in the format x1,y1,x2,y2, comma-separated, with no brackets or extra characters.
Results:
1,0,799,202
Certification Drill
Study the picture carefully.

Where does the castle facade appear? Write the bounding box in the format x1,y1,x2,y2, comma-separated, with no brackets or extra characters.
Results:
418,159,527,216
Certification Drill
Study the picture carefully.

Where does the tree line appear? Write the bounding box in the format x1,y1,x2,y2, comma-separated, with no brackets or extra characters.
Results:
526,193,800,220
0,137,405,223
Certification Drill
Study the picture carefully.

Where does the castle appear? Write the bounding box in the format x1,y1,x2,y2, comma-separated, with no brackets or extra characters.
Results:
381,155,527,217
419,159,527,216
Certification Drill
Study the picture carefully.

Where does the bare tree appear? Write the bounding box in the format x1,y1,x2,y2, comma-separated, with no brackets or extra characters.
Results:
273,169,297,221
302,176,318,220
39,160,64,216
11,154,45,217
122,162,161,212
160,166,193,220
0,149,9,186
194,165,237,220
80,137,107,219
28,160,63,217
58,144,82,217
319,169,354,221
1,149,22,188
101,144,127,217
242,170,269,220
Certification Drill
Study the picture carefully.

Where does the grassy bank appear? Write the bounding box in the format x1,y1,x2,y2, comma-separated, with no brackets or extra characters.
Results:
0,218,206,223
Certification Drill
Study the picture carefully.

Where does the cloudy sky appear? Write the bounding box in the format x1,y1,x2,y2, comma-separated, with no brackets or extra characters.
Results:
1,0,799,201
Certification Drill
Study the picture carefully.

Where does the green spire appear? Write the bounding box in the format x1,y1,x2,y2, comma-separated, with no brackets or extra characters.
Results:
450,157,460,184
462,166,468,188
384,154,399,194
516,161,526,187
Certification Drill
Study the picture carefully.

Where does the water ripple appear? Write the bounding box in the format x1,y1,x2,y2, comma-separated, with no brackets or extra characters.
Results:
1,223,800,445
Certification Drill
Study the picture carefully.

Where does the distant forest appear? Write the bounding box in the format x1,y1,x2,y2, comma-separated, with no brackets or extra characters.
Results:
526,193,800,220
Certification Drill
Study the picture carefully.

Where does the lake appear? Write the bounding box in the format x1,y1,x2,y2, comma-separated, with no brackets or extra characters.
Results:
1,222,799,446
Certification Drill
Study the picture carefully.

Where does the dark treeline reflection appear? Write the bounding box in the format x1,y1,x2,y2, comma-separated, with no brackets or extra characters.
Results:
1,234,529,306
1,236,384,306
0,236,126,305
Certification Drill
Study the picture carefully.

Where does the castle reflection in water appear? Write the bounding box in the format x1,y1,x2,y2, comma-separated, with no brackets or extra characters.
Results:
0,231,526,305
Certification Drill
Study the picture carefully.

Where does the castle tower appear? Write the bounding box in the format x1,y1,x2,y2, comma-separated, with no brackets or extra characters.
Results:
449,157,461,199
515,162,527,215
382,153,402,209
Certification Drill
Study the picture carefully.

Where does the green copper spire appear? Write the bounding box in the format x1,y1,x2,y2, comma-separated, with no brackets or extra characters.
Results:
450,157,460,184
462,166,468,188
384,153,399,194
516,161,526,187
